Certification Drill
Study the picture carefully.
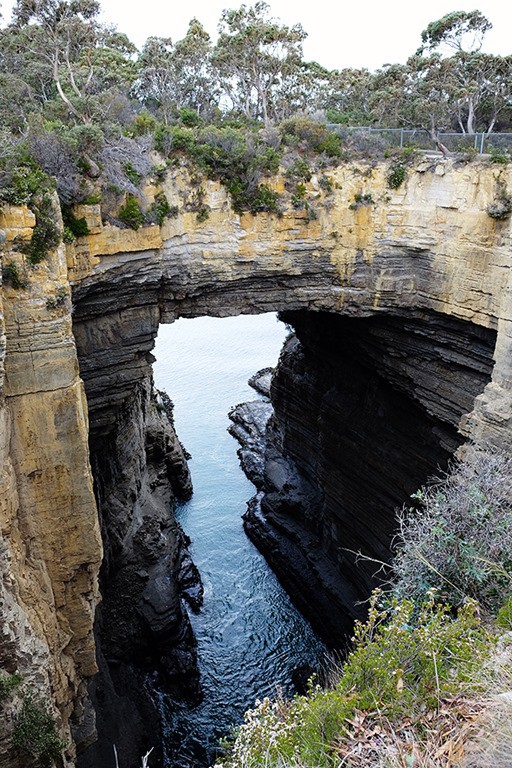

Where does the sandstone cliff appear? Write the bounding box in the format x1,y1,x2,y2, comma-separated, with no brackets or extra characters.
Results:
0,155,511,764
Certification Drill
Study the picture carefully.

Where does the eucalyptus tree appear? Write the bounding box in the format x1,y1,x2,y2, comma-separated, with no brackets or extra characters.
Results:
415,10,511,135
6,0,137,124
213,1,306,126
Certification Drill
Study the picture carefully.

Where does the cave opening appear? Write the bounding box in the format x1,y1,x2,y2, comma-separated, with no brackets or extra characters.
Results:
72,302,497,768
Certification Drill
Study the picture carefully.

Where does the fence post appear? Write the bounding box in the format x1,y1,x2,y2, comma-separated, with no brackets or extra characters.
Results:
474,133,478,150
480,133,485,154
400,128,404,148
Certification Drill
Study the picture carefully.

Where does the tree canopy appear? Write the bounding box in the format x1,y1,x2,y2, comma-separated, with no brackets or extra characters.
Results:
0,2,510,212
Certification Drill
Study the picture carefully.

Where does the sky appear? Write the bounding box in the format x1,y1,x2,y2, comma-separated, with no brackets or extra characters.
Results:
1,0,511,71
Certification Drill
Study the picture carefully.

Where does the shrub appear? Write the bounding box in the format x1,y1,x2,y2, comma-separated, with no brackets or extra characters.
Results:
2,262,27,289
387,162,406,189
61,205,90,237
217,591,489,768
286,158,312,183
146,192,174,226
123,161,142,186
488,145,510,165
118,194,145,229
393,448,512,612
0,672,22,701
22,194,61,264
12,696,65,768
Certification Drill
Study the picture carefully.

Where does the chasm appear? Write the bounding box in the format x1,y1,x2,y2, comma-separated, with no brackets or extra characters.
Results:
74,303,496,768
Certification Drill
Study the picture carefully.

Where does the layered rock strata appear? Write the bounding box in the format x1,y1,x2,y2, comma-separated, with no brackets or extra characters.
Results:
78,379,202,767
238,309,497,645
0,205,102,766
0,156,511,764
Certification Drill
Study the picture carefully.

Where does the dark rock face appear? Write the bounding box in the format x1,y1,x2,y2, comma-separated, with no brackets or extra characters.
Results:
77,377,202,768
243,309,497,647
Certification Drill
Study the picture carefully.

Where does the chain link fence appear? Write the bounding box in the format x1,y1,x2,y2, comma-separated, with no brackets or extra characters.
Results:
327,125,512,155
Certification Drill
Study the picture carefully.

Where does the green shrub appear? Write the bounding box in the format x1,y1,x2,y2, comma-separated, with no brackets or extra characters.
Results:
349,192,374,210
496,597,512,629
286,158,312,183
0,162,52,206
129,110,157,137
2,262,27,289
228,181,279,215
196,205,210,223
62,226,75,243
146,192,173,226
393,448,512,611
178,106,202,127
118,194,145,229
45,286,68,311
61,205,90,237
123,161,142,186
22,194,61,264
488,145,510,165
387,162,406,189
0,672,22,701
13,696,65,768
217,592,489,768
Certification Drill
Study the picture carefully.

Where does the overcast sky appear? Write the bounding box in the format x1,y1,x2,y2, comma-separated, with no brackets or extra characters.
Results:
1,0,511,71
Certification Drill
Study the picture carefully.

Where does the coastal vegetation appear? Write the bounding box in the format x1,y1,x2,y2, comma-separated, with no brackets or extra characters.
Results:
0,2,510,231
216,448,512,767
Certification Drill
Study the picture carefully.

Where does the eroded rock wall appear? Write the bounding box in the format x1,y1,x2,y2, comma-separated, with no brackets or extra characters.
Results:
243,310,497,645
78,377,201,767
0,206,102,765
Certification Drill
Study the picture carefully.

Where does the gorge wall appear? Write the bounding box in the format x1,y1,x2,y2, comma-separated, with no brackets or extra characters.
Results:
1,155,511,764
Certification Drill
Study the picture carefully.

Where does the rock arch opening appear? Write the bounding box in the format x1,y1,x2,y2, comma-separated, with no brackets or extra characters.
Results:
71,275,497,766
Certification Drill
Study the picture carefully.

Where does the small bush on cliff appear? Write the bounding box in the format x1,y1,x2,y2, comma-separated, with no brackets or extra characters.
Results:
13,695,65,768
22,193,61,264
387,161,406,189
61,205,90,237
118,194,145,230
392,448,512,612
0,672,22,701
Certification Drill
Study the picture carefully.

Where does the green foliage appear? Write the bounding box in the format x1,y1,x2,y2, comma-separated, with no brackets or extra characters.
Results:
46,287,68,311
228,181,280,215
217,592,489,768
118,194,145,229
488,145,510,164
349,192,374,209
13,696,65,768
178,106,202,127
146,192,175,225
0,160,52,206
393,449,512,611
62,226,76,243
123,162,142,186
129,110,157,137
496,597,512,629
2,262,27,289
22,194,61,264
387,162,407,189
286,158,311,182
61,205,90,237
0,672,23,701
196,205,210,223
280,116,341,158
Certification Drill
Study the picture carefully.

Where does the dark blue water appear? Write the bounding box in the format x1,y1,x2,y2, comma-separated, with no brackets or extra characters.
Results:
153,313,326,766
